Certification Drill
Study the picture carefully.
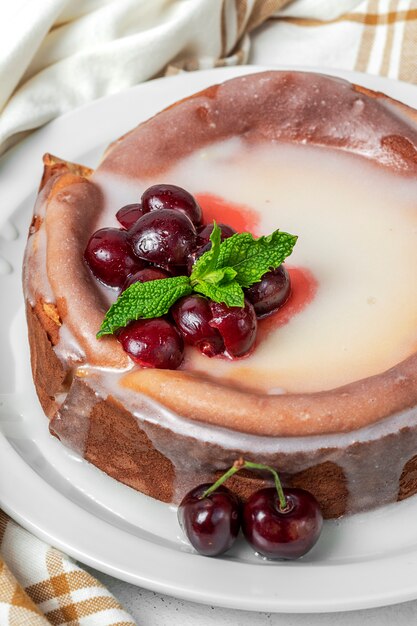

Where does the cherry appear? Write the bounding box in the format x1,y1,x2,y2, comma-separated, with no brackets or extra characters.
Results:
177,460,323,559
178,483,241,557
197,223,237,246
242,487,323,560
209,300,257,358
118,318,184,369
186,242,211,275
129,209,197,268
142,184,202,226
245,265,291,317
122,267,170,291
154,263,186,277
172,295,224,357
84,227,143,288
116,203,144,229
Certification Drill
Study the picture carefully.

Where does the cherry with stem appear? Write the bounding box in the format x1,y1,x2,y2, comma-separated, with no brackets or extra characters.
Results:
179,458,323,560
202,458,289,511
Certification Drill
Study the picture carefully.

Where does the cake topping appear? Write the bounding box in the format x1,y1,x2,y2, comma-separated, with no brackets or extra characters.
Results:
129,208,197,268
190,221,296,298
141,183,203,226
116,203,144,229
83,226,144,289
171,294,225,357
98,275,193,333
122,266,170,291
86,184,297,367
208,299,257,358
197,222,237,245
178,459,323,559
245,265,291,317
118,318,184,369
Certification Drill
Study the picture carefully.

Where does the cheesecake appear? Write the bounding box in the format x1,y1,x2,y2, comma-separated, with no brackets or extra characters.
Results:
23,71,417,518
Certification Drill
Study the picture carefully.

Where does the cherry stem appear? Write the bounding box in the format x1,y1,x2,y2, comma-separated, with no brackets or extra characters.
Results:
201,458,288,511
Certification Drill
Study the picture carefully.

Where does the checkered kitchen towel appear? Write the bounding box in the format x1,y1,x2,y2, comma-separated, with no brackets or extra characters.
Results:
0,511,135,625
2,0,417,624
251,0,417,81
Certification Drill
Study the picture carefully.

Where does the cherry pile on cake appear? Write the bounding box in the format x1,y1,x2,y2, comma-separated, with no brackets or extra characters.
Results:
23,70,417,522
84,183,296,369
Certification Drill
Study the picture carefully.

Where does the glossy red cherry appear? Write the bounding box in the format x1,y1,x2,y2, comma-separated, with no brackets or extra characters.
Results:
122,267,170,291
186,242,211,275
142,184,202,226
209,300,257,358
118,318,184,369
242,487,323,560
172,295,224,357
197,223,237,246
84,227,143,288
245,265,291,317
129,209,196,267
178,483,241,557
116,203,144,229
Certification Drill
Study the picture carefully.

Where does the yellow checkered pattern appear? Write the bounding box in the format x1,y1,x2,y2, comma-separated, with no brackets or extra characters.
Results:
0,511,135,626
268,0,417,83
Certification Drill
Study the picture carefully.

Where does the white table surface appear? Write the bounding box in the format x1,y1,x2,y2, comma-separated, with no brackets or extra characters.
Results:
87,565,417,625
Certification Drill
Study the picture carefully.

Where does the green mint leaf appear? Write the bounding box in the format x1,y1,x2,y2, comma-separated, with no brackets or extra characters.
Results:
190,222,222,281
200,266,237,285
220,267,238,283
97,276,192,337
194,280,244,308
216,230,298,288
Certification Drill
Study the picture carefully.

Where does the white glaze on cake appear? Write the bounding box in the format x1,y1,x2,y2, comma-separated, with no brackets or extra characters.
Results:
90,140,417,393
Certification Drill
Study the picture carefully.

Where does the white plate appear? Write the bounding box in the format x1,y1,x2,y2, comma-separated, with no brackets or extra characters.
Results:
2,65,417,614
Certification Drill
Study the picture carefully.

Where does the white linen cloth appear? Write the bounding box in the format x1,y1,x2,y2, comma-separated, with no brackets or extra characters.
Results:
0,0,361,155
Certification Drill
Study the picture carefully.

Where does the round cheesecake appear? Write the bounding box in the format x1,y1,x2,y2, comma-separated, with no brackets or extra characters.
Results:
23,71,417,518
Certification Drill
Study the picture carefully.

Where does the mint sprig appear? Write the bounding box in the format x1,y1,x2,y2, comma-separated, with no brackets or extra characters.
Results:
97,222,297,337
191,220,222,278
193,279,245,308
216,230,298,288
97,275,192,337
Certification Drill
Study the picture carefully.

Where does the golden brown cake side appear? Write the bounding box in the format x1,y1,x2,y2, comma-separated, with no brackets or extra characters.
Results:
47,373,417,518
